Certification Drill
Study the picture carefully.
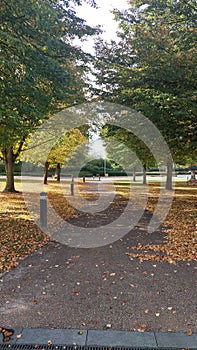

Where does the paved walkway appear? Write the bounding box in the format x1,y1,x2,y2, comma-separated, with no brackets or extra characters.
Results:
1,234,196,331
0,186,196,348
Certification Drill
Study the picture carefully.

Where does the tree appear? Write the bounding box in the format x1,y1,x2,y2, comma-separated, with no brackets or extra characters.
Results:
0,0,98,192
93,0,196,189
45,129,87,183
101,124,157,184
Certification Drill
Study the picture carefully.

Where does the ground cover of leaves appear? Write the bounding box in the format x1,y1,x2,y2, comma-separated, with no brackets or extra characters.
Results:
0,179,196,274
126,182,197,264
0,187,48,273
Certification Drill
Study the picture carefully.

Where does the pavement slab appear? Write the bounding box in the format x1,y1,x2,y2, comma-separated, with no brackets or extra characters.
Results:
155,331,197,348
0,329,197,348
15,328,87,346
86,329,157,346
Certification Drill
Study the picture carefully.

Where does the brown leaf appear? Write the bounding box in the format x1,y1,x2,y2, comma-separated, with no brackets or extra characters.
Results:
137,323,147,332
187,330,193,336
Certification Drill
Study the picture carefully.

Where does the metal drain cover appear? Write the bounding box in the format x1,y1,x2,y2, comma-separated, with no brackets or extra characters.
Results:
0,346,193,350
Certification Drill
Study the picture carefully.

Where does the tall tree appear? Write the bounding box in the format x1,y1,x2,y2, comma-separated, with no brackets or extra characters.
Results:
101,124,157,184
0,0,98,191
93,0,197,189
44,129,87,183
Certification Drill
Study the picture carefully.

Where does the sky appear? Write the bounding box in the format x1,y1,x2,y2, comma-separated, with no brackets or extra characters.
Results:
75,1,130,157
75,0,129,53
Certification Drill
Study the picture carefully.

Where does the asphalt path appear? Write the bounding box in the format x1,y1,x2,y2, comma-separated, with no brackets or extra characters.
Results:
0,210,196,333
0,178,196,338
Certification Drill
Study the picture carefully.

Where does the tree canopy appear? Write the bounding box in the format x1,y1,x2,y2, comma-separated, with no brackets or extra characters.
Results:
0,0,98,191
93,0,197,181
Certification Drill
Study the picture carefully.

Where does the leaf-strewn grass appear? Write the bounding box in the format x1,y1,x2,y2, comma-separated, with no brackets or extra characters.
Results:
127,182,197,263
0,179,196,273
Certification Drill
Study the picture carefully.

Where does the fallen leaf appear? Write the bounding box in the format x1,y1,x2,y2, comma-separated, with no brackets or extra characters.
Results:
137,323,147,332
16,334,22,339
187,330,193,336
73,290,79,295
106,324,112,329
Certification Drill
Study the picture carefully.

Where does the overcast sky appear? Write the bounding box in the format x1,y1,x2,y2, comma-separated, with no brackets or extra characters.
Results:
75,1,130,157
75,0,129,53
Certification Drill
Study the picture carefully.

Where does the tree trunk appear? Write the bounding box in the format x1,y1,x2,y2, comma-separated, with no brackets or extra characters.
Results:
143,164,147,185
56,163,61,182
3,148,17,192
166,161,173,190
44,162,49,185
191,169,196,180
133,167,136,182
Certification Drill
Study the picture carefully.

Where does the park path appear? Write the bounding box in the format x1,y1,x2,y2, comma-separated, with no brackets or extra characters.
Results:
0,181,196,333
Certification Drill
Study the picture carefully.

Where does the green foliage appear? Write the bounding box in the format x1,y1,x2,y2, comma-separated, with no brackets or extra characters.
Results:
101,124,157,170
79,158,127,176
0,0,98,155
93,0,197,166
0,0,99,190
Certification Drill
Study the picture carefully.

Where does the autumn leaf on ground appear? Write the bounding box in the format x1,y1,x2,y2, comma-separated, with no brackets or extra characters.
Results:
187,330,193,336
137,323,147,332
126,182,197,263
0,181,196,273
105,324,112,329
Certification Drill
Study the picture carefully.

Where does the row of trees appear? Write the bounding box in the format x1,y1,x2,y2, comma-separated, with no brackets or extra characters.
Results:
92,0,196,189
0,0,196,191
25,128,87,184
0,0,98,191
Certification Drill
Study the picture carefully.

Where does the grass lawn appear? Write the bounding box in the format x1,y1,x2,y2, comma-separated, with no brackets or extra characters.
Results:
0,178,196,273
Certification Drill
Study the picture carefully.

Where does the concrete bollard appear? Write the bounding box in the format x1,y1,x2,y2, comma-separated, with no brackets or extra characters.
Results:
40,192,47,230
70,181,74,195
